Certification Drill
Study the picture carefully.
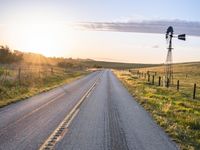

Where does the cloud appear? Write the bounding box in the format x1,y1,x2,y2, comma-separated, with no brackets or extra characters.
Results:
76,20,200,36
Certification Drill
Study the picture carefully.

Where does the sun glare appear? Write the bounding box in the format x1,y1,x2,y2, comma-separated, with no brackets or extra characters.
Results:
3,23,74,57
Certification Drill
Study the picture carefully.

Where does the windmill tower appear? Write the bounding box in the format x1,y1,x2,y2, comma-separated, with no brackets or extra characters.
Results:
165,26,186,87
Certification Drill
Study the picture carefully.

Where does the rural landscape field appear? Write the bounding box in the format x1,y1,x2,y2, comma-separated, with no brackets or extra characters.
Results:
0,0,200,150
0,46,157,107
114,62,200,149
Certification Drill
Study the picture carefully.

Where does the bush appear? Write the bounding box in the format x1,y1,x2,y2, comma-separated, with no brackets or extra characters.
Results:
0,46,23,64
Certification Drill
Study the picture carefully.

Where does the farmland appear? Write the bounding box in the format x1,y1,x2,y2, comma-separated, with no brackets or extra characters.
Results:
0,46,159,108
114,62,200,150
0,65,90,107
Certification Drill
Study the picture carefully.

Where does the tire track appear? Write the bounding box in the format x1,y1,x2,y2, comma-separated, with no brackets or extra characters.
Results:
106,71,129,150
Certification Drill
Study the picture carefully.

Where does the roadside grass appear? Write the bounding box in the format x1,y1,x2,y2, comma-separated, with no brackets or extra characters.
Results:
114,68,200,150
0,69,90,108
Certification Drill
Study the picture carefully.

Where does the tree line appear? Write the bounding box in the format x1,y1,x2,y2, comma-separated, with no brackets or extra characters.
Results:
0,45,23,64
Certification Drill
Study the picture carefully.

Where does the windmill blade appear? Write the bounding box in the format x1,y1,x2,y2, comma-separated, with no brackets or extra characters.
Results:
166,26,174,36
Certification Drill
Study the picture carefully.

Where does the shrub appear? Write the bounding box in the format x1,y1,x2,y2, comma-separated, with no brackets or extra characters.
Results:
0,46,23,64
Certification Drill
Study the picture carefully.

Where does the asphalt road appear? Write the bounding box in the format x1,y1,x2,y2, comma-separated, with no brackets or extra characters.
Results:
0,70,179,150
0,71,101,150
55,70,178,150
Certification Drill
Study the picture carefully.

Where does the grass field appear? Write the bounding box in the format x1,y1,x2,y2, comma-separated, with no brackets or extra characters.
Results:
0,66,90,108
114,62,200,150
83,60,159,69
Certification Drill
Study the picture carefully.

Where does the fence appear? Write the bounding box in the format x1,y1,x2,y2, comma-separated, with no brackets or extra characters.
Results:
129,70,200,100
0,65,77,86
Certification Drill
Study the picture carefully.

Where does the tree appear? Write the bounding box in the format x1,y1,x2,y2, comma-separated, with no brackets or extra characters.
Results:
0,46,23,64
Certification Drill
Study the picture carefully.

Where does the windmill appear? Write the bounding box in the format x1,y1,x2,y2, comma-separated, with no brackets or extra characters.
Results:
165,26,186,87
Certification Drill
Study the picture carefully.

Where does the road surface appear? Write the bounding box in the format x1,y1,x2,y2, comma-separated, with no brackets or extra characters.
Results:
0,71,101,150
0,70,178,150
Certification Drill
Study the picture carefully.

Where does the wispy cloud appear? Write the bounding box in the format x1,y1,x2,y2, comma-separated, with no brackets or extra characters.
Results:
76,20,200,36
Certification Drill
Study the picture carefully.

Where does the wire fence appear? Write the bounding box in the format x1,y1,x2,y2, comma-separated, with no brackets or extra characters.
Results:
0,65,80,86
129,70,200,100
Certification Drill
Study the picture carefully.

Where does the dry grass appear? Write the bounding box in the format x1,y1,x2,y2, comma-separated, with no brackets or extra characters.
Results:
0,66,90,107
114,62,200,150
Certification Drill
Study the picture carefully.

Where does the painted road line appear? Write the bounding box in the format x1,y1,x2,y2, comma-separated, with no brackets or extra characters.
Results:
39,72,103,150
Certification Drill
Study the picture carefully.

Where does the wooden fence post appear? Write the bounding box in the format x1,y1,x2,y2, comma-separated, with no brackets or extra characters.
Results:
193,83,196,99
152,75,154,85
166,78,169,88
18,67,21,85
51,67,54,75
177,80,179,91
148,74,150,82
158,76,161,86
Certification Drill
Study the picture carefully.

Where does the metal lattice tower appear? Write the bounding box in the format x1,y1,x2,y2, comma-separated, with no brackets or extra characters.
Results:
165,26,186,87
165,26,173,86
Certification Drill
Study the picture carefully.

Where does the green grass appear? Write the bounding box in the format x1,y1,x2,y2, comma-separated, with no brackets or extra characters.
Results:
0,69,90,108
114,68,200,150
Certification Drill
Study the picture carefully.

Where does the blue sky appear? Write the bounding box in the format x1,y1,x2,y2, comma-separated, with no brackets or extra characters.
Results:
1,0,200,23
0,0,200,63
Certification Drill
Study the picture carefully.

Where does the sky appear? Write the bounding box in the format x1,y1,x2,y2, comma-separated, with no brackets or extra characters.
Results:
0,0,200,63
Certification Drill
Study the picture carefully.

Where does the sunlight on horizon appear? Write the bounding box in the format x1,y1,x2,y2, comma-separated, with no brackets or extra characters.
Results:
1,23,200,63
0,12,200,63
0,0,200,63
0,23,77,57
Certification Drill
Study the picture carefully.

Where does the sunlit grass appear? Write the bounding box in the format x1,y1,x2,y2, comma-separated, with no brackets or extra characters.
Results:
0,68,89,107
114,66,200,150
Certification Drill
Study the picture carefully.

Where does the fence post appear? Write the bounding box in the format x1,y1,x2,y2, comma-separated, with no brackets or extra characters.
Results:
158,76,161,86
166,78,169,88
177,80,179,91
193,83,196,99
152,75,154,85
18,67,21,85
148,74,150,82
51,67,53,75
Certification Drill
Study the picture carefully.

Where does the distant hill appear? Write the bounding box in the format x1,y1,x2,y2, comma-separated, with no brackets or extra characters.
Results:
0,46,161,69
3,45,198,70
82,60,160,69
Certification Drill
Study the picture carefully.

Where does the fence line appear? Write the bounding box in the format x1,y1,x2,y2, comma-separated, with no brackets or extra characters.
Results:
129,70,199,100
0,66,77,86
